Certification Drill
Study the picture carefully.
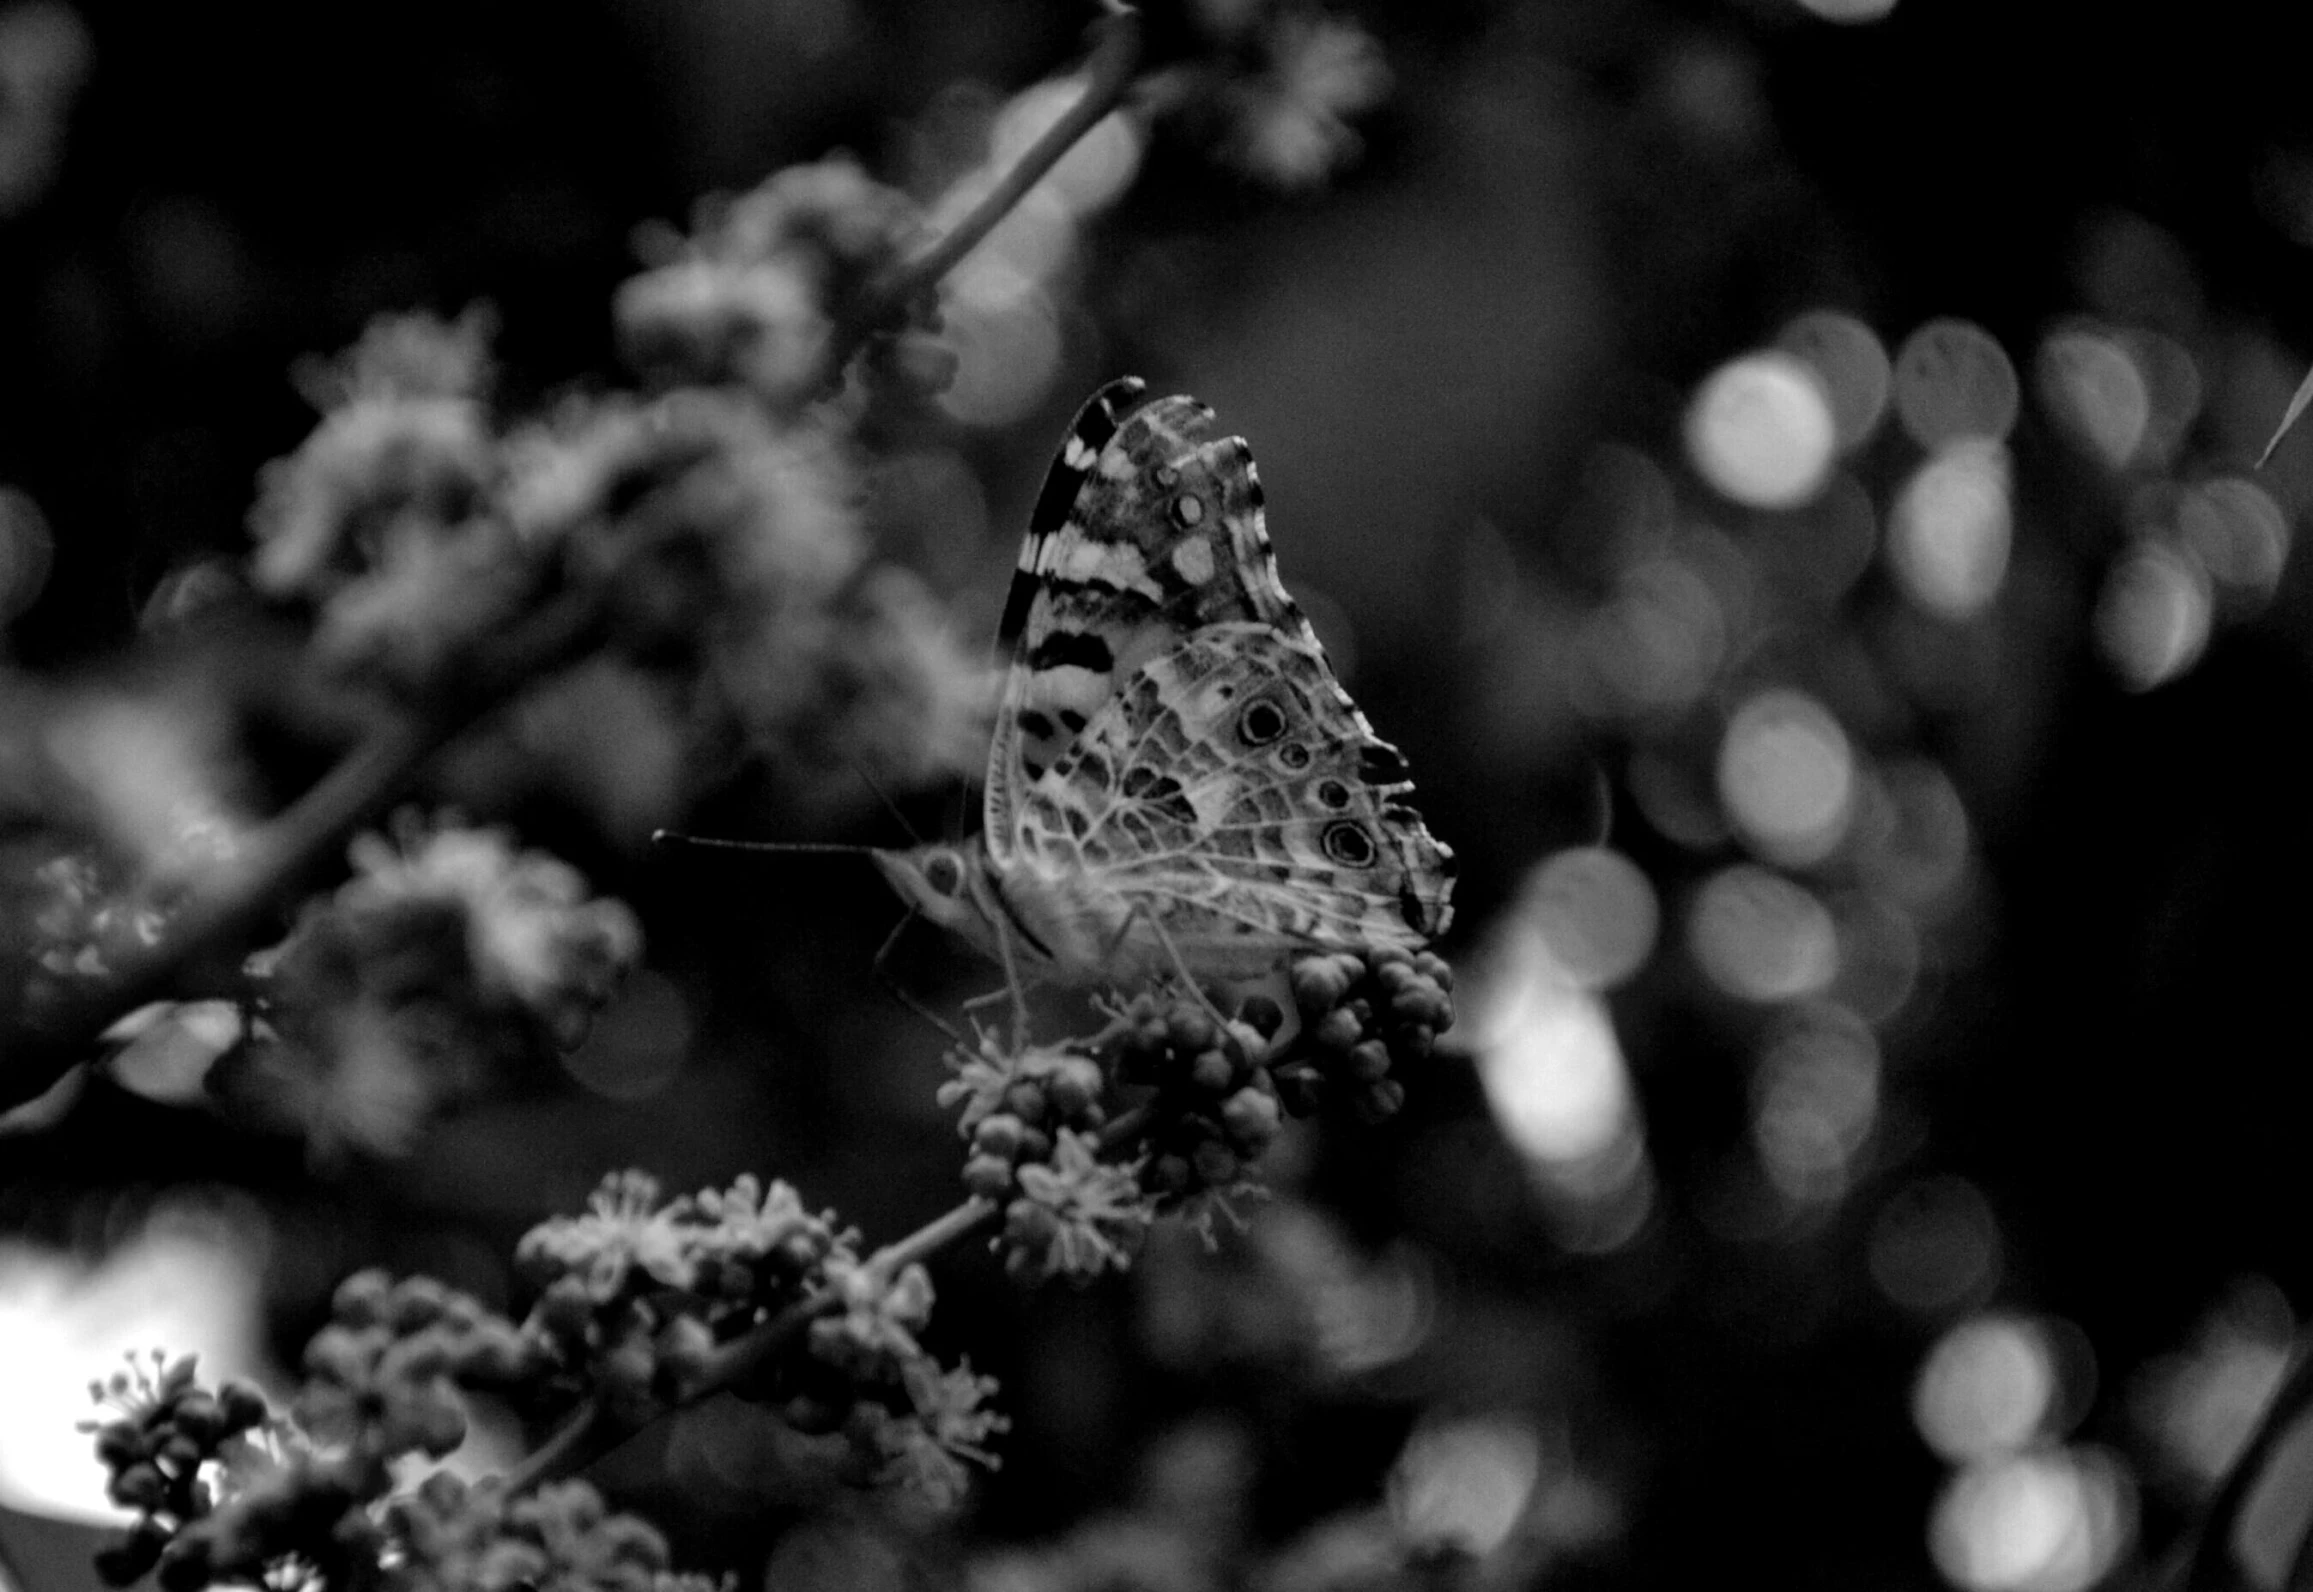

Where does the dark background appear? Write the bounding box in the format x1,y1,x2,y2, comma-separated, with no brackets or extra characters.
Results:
7,0,2313,1588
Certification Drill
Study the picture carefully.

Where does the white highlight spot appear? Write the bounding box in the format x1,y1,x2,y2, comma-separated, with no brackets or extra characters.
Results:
1170,536,1216,585
1685,351,1836,509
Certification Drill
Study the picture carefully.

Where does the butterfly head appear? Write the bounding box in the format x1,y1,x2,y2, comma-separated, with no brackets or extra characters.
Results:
872,843,1002,951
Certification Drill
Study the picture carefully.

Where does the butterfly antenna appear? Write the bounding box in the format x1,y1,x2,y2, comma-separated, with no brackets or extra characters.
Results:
650,832,881,858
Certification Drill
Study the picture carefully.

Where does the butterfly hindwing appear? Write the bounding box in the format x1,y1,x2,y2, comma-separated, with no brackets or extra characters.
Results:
1013,625,1454,963
986,381,1318,862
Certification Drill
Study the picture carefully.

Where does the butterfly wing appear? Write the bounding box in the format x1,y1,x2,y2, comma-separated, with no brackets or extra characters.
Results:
986,379,1326,863
1013,624,1455,960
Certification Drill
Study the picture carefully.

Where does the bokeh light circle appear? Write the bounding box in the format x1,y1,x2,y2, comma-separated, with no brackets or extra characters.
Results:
1890,441,2012,619
1519,846,1660,990
1777,309,1891,451
1751,1003,1879,1199
2178,477,2290,604
0,486,56,623
1894,319,2020,447
1929,1448,2135,1592
1717,687,1857,866
2094,543,2209,691
1872,1175,2002,1314
2035,327,2149,468
1688,865,1838,1001
1684,350,1836,510
1915,1315,2057,1462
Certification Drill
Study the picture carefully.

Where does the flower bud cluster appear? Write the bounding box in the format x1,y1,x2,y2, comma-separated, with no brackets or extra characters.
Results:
1271,949,1455,1122
942,1034,1109,1201
80,1351,269,1586
515,1171,1005,1506
296,1270,546,1462
392,1473,726,1592
1110,993,1288,1204
515,1169,844,1420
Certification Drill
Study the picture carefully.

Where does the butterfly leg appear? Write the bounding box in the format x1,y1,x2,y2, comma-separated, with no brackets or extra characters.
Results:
1112,900,1238,1036
869,908,964,1046
986,906,1034,1051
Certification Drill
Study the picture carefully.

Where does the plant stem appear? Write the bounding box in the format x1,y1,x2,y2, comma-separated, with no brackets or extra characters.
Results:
0,585,608,1112
823,2,1143,368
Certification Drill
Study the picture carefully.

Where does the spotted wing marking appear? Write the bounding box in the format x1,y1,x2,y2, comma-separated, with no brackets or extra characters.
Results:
1012,625,1456,959
986,381,1329,865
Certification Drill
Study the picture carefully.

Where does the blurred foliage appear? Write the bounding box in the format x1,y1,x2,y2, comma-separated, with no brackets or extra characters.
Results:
9,1,2313,1591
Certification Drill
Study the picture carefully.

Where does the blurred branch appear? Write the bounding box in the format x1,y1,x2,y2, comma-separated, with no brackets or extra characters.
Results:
0,5,1146,1115
820,2,1143,377
0,586,610,1112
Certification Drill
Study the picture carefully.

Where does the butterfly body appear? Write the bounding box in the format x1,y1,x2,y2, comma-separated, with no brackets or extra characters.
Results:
880,378,1453,991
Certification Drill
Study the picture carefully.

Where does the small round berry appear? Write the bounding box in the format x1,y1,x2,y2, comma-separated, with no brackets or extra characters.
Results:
108,1463,166,1512
1002,1081,1049,1124
1291,956,1356,1012
1220,1087,1282,1146
332,1269,393,1327
1192,1141,1241,1188
218,1381,269,1431
1164,1011,1214,1058
387,1276,451,1332
973,1113,1029,1159
962,1155,1016,1199
1005,1199,1061,1250
1048,1055,1104,1115
95,1421,146,1469
1346,1039,1393,1082
1190,1049,1236,1094
1313,1007,1363,1052
1355,1079,1407,1122
656,1317,718,1388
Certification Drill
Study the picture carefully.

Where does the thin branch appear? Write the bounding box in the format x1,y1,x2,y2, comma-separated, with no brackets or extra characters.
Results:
818,2,1144,378
0,585,608,1112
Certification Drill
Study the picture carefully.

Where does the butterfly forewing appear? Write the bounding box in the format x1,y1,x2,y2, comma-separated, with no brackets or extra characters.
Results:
961,378,1453,983
986,380,1324,859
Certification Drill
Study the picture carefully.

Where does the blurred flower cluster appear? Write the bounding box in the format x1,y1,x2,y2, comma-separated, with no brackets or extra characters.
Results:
77,812,642,1157
1146,3,1393,191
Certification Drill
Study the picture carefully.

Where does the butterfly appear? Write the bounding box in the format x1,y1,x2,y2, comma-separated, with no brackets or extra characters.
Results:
874,378,1454,992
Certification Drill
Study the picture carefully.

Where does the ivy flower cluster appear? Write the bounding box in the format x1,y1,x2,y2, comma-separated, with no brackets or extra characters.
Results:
391,1474,728,1592
80,1351,271,1587
515,1171,1005,1507
941,949,1456,1284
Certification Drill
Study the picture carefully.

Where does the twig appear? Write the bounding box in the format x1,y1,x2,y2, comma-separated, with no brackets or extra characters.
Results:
817,2,1144,378
0,586,610,1113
